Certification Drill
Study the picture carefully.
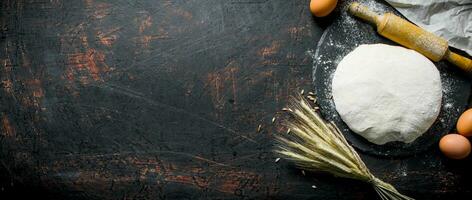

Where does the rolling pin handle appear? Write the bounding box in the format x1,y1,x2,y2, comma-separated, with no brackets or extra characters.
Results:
446,50,472,73
348,2,381,25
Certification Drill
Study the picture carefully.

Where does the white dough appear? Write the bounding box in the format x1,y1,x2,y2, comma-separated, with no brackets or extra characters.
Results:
332,44,442,145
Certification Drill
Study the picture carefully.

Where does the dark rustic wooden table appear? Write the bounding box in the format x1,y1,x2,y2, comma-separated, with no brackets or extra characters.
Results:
1,0,471,199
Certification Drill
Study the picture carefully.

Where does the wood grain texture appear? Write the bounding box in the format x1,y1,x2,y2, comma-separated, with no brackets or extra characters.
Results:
0,0,471,199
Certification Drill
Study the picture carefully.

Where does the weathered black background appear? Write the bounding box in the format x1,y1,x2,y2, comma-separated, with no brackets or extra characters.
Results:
0,0,471,199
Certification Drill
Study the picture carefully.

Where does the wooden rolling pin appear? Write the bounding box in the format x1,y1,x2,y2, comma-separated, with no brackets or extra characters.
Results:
348,2,472,73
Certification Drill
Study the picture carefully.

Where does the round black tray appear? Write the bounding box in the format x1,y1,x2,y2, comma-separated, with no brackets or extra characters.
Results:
312,0,471,157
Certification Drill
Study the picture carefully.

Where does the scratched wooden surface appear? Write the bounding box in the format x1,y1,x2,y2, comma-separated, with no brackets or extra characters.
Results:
0,0,471,199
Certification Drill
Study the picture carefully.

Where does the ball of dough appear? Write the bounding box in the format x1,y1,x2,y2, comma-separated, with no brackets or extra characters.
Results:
332,44,442,145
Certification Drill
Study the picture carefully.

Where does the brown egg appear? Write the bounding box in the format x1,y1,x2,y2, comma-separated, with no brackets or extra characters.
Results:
457,108,472,137
310,0,338,17
439,134,471,159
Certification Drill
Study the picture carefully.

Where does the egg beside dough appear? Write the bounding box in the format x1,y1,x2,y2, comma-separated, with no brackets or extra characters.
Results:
439,134,471,159
457,108,472,137
310,0,338,17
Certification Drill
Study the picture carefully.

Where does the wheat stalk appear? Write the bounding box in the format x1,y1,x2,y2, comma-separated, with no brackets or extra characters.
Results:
275,95,414,200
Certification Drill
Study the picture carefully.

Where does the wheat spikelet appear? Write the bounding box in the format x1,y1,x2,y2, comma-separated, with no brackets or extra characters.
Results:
275,95,413,200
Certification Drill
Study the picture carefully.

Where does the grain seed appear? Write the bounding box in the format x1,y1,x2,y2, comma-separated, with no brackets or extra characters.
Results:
310,97,317,104
300,89,305,95
312,185,317,189
301,170,306,176
257,124,262,132
275,157,280,163
272,117,276,123
282,108,293,112
286,128,291,134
